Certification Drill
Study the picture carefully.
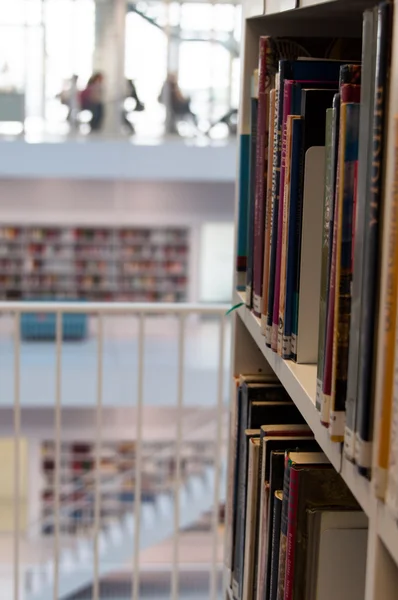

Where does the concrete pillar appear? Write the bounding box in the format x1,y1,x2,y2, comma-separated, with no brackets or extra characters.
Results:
94,0,126,137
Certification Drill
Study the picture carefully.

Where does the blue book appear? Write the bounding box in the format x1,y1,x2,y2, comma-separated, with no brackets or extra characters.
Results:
236,134,251,290
245,97,259,306
283,117,304,359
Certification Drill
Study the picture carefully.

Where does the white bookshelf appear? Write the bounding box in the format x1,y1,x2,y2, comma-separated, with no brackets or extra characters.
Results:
229,0,398,598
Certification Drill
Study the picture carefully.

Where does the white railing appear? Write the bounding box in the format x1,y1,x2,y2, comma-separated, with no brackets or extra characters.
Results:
0,301,230,600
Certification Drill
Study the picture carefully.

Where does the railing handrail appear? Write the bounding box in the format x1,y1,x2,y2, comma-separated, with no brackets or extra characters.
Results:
0,301,230,315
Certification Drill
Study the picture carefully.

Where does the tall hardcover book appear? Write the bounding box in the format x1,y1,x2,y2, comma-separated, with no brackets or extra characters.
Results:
283,117,304,359
315,108,334,412
236,133,251,290
322,93,341,426
245,70,259,307
345,8,378,462
384,120,398,511
355,1,393,476
269,489,283,600
225,378,240,573
330,102,360,441
261,89,277,335
242,437,261,600
284,455,360,600
253,38,271,316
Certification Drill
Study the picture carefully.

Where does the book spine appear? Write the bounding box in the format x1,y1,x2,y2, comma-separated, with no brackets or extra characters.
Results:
242,440,260,600
224,382,240,571
339,64,362,86
261,89,277,336
255,481,269,600
266,72,282,347
236,134,251,290
276,456,291,600
321,94,340,426
245,95,259,307
278,114,295,355
345,8,377,462
384,120,398,509
330,102,360,441
355,1,393,476
316,108,334,413
283,118,304,360
253,38,270,317
269,491,283,600
284,466,299,600
273,81,293,350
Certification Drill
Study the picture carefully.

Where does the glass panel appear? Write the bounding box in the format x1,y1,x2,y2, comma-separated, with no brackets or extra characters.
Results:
180,3,213,30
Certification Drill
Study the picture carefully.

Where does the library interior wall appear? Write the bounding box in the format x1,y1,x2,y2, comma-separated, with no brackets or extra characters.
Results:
0,178,235,302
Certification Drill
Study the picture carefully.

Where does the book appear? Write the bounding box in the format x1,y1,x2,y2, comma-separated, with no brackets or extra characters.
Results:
315,109,334,413
245,70,259,307
224,378,240,573
277,452,329,600
321,93,341,426
355,1,393,476
330,101,360,441
284,453,359,600
253,38,271,316
261,88,277,336
269,489,283,600
384,120,398,513
277,115,298,355
254,425,314,600
345,7,378,462
306,510,368,600
283,117,304,359
236,133,251,290
242,437,261,600
340,83,361,103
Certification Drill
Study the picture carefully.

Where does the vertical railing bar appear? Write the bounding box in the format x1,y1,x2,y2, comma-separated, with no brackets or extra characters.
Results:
133,313,145,600
210,314,225,600
93,313,104,600
53,311,62,599
171,313,185,600
13,312,20,600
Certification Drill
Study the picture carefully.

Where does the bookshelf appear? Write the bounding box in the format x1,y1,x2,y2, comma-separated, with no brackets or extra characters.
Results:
226,0,398,599
0,225,189,303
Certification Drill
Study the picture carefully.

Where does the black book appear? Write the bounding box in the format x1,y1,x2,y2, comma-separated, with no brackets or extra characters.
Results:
269,490,283,600
355,1,393,477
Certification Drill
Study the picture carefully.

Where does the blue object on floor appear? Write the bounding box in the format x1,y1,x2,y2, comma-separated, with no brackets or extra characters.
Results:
20,300,88,341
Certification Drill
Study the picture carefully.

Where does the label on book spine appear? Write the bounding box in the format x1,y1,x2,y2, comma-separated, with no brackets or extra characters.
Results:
245,285,252,307
261,314,268,336
315,378,322,412
253,293,262,315
282,336,291,359
320,393,330,427
329,410,345,441
265,322,272,347
271,323,278,351
343,426,355,462
355,435,372,469
291,333,297,356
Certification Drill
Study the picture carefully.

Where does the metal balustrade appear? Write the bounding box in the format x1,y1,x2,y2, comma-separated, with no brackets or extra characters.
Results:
0,301,229,600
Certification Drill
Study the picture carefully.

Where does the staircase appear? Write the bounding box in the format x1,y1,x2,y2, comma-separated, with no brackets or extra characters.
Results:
25,463,225,600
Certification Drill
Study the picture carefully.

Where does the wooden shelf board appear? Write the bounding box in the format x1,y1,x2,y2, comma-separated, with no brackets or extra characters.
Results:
235,291,371,515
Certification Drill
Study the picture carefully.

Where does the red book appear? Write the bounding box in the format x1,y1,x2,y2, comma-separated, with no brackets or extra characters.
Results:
252,37,271,317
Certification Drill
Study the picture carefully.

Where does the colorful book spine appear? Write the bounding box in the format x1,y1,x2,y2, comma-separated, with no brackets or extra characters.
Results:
269,490,283,600
345,8,377,462
276,454,291,600
236,134,251,290
340,83,361,103
283,118,304,360
261,89,277,336
278,114,296,355
330,102,360,441
339,64,361,86
355,1,393,476
266,75,281,346
384,119,398,509
252,38,270,316
321,94,340,427
245,74,259,307
316,108,334,413
273,80,294,350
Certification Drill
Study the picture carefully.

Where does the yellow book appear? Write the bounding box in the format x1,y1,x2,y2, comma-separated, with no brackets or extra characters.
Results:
381,119,398,502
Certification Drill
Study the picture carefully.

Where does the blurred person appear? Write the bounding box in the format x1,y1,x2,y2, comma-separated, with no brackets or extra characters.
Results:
123,79,145,134
159,73,197,134
80,72,105,132
58,74,79,130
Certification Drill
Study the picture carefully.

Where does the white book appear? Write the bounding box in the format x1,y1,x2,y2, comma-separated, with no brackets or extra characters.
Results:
306,509,368,600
